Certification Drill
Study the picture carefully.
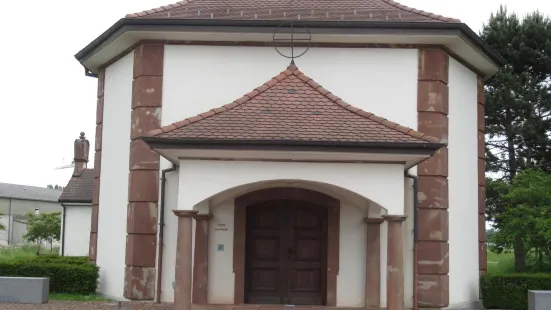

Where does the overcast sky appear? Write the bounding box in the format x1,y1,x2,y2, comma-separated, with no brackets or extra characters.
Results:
0,0,549,188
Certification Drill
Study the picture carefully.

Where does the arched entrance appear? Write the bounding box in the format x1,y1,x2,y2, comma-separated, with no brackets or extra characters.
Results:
233,187,340,306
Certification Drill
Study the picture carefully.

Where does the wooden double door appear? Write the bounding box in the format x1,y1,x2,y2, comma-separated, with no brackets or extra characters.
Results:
244,200,328,305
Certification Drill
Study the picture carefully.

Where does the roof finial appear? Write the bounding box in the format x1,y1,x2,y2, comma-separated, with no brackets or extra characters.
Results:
288,59,297,70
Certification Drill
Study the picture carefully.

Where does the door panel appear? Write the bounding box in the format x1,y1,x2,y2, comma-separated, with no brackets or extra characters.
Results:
245,200,327,305
287,202,326,305
245,202,286,304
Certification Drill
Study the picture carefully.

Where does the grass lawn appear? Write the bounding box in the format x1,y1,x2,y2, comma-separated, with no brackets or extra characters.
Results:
487,250,515,274
49,293,111,301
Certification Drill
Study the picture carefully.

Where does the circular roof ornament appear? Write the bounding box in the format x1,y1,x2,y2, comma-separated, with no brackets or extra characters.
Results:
272,21,312,62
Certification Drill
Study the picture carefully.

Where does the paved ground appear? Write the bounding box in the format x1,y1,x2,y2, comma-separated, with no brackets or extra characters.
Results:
0,301,494,310
0,303,497,310
0,301,173,310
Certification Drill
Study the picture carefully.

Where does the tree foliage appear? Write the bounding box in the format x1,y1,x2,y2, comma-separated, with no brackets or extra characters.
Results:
482,7,551,178
490,169,551,269
46,184,65,191
481,6,551,271
0,213,5,231
23,212,62,255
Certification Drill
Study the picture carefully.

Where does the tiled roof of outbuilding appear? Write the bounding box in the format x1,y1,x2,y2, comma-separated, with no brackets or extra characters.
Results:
0,183,61,203
58,169,94,204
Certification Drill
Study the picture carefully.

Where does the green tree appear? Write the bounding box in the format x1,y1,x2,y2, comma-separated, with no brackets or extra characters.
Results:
491,169,551,270
0,213,6,231
24,212,62,255
47,184,64,191
481,6,551,271
486,178,510,225
486,229,496,242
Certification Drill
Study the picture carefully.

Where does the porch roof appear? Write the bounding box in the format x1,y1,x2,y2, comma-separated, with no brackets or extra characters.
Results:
143,63,443,151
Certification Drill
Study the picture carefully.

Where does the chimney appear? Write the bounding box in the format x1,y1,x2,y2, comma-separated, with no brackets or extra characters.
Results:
73,132,90,176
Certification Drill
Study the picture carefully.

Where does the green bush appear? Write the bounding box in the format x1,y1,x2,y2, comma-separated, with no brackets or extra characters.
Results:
481,273,551,310
0,261,99,294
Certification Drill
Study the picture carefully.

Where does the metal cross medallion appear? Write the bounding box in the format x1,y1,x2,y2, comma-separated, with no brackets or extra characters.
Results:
272,21,312,63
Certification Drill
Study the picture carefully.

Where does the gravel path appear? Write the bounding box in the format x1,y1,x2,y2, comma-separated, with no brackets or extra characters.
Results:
0,301,173,310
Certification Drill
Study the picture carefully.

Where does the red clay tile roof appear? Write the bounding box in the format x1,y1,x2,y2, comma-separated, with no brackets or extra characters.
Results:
126,0,459,23
145,63,440,146
59,169,94,203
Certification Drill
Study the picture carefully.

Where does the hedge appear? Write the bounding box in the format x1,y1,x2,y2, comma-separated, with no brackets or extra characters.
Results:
481,273,551,310
0,260,99,294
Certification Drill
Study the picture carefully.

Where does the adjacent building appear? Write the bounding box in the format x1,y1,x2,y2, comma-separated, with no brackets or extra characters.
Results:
59,133,94,256
0,183,62,246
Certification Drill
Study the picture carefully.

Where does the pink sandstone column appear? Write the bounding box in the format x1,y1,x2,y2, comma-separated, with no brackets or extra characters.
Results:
417,48,450,308
125,43,165,299
383,215,407,310
364,218,384,308
90,69,104,263
477,76,487,277
192,213,212,304
173,210,198,310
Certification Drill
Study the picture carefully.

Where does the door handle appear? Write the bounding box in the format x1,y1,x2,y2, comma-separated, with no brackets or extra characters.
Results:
287,247,296,258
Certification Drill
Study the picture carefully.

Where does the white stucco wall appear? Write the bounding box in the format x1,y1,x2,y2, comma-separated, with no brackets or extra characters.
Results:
161,45,418,128
62,205,92,256
96,52,134,299
177,160,405,215
156,45,420,306
448,58,479,305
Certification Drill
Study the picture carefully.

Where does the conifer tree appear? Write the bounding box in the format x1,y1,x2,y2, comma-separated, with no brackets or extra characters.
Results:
481,6,551,271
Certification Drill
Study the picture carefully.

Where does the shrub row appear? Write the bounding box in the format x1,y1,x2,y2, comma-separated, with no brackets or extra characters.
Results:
0,257,98,294
481,273,551,310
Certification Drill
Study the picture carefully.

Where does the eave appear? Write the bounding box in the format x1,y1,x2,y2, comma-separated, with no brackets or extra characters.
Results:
75,19,504,80
59,201,93,206
142,137,445,169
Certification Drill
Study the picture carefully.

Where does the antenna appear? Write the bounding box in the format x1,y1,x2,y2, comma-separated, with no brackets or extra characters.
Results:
272,21,312,63
54,159,75,170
